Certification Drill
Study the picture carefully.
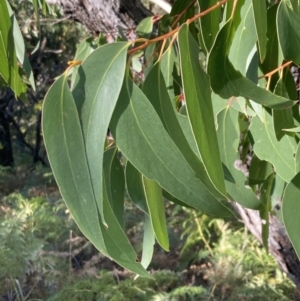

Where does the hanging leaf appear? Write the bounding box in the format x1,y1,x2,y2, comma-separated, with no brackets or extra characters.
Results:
197,0,221,52
178,24,227,197
217,107,261,209
252,0,267,62
42,75,148,277
296,143,300,173
6,1,35,90
259,173,274,252
282,172,300,260
126,161,149,214
70,37,97,88
207,19,295,109
229,0,256,76
110,78,233,218
142,177,169,251
250,109,297,182
103,147,125,228
136,17,154,39
273,69,296,141
0,0,26,101
248,155,273,185
160,45,178,102
277,0,300,65
141,215,155,269
72,42,130,225
143,62,222,199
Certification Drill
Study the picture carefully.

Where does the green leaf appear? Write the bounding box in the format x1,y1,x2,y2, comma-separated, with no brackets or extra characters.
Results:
207,19,295,109
273,70,295,141
160,45,178,102
43,75,148,277
277,0,300,64
125,161,149,214
260,4,282,92
250,109,297,182
143,62,222,200
0,0,26,100
259,173,273,252
197,0,221,52
70,37,97,88
6,1,35,90
101,190,150,277
178,24,227,197
217,107,261,209
282,172,300,260
43,75,105,253
296,143,300,173
248,155,273,185
270,174,285,212
142,177,169,251
252,0,267,62
72,42,130,225
110,78,233,218
229,0,256,76
103,147,125,228
141,215,155,269
136,17,154,39
283,126,300,132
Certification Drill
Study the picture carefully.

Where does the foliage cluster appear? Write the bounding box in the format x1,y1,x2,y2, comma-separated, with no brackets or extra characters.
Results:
40,0,300,277
2,0,300,293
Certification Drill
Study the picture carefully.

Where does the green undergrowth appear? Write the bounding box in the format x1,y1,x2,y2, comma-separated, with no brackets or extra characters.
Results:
0,167,298,301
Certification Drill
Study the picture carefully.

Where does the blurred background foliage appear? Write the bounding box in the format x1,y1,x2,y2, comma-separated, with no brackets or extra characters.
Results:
0,0,300,300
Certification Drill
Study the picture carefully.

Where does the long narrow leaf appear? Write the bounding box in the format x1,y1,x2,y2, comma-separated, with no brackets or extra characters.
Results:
143,62,222,200
110,78,233,218
207,19,295,109
103,147,125,228
72,42,130,225
43,75,148,277
282,172,300,260
217,107,261,209
178,24,227,197
142,177,169,251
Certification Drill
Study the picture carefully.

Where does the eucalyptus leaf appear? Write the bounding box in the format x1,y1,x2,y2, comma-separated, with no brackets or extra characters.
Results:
103,147,125,228
217,107,261,209
178,24,227,197
282,172,300,261
126,161,149,214
142,177,169,251
250,109,297,182
207,19,295,109
72,42,130,225
0,0,26,101
110,78,233,218
42,75,148,276
141,215,155,269
197,0,220,52
277,0,300,64
252,0,267,62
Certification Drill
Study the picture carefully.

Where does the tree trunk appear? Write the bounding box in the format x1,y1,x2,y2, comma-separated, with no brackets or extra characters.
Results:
0,92,14,167
46,0,152,35
46,0,300,289
234,203,300,289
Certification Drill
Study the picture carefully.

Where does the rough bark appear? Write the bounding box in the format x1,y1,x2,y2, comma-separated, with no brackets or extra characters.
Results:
46,0,152,35
45,0,300,289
